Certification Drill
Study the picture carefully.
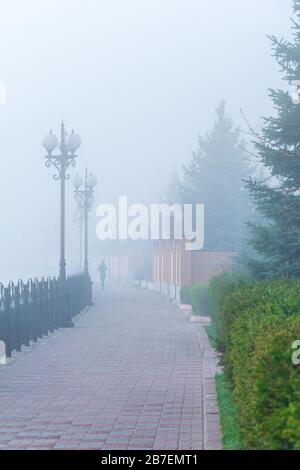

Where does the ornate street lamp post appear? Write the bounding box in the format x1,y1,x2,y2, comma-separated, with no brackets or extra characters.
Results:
43,122,81,281
73,206,85,270
73,169,97,304
43,122,81,326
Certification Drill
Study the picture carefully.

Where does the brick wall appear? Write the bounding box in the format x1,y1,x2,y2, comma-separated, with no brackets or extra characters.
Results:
191,250,236,284
153,240,235,287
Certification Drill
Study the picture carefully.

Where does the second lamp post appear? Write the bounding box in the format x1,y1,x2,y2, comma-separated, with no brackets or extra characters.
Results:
73,169,97,304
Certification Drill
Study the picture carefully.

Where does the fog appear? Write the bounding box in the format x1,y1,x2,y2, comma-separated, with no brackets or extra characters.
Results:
0,0,292,283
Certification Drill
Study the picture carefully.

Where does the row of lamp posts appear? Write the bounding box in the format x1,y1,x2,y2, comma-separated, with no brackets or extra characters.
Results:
73,170,97,305
43,122,97,323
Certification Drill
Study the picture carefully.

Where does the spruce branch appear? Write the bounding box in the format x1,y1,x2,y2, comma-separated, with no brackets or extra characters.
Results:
240,108,300,158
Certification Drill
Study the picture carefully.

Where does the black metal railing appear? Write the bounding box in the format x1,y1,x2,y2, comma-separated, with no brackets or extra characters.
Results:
0,272,90,357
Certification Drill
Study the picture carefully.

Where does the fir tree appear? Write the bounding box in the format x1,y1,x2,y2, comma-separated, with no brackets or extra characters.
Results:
180,101,252,251
245,0,300,278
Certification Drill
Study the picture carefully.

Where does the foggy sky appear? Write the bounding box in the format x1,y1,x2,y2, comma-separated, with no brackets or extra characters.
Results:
0,0,294,282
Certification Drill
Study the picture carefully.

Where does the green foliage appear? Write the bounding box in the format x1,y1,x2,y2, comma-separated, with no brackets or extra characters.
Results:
208,272,250,350
204,323,218,350
209,273,300,353
222,279,300,355
209,273,300,449
180,286,192,305
251,317,300,450
181,283,210,315
215,374,244,450
245,1,300,278
228,314,300,450
189,283,210,316
205,321,243,450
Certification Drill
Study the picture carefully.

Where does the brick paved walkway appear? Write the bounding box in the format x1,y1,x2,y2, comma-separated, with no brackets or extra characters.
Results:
0,284,215,450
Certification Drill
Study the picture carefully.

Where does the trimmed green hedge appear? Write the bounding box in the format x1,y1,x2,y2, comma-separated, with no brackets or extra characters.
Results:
180,283,210,316
229,314,300,449
208,272,249,351
190,283,210,315
208,274,300,450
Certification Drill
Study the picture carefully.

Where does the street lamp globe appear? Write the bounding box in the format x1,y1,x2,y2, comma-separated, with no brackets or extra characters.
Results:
43,130,58,154
68,130,82,153
87,174,97,189
73,174,83,189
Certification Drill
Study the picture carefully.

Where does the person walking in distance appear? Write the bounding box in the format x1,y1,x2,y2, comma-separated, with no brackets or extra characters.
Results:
98,259,108,290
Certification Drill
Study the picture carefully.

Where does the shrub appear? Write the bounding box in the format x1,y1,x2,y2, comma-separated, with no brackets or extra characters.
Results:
209,275,300,449
204,323,218,349
226,309,284,403
221,280,279,353
228,314,300,449
180,283,210,315
189,283,210,316
208,272,249,325
210,275,300,353
180,286,191,305
208,272,250,351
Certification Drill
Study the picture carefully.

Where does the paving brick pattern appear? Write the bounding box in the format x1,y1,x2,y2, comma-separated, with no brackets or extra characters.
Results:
0,284,208,450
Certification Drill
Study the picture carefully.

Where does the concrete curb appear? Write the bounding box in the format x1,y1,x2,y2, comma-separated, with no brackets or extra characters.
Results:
194,325,222,450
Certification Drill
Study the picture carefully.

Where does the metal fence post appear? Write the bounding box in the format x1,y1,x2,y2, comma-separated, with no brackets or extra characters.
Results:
14,283,21,352
32,280,38,342
23,283,30,347
4,287,12,358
